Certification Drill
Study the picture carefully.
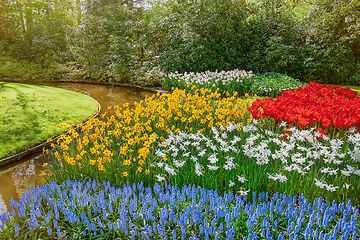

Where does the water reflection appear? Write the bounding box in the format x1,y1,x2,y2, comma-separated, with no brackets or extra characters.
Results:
37,82,154,116
0,81,155,213
0,155,49,214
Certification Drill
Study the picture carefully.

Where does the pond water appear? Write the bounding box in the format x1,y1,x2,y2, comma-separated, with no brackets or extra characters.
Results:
0,81,155,214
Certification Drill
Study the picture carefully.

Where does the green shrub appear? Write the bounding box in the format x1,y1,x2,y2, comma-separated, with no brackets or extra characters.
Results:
147,0,309,78
131,68,165,87
0,56,65,81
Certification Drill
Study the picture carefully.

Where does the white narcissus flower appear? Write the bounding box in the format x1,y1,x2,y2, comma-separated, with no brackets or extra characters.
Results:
237,175,248,183
320,167,338,175
353,170,360,176
341,169,351,176
279,121,287,128
223,159,237,170
195,162,204,176
229,180,235,187
226,123,238,132
207,165,220,171
173,160,185,168
237,188,250,196
315,179,326,188
198,149,206,157
315,178,337,192
208,153,219,164
156,174,166,182
157,162,164,168
230,136,241,145
267,173,287,182
164,165,177,176
155,149,165,158
325,184,339,192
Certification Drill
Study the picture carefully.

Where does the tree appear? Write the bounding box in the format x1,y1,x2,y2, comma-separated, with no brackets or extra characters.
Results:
0,0,18,46
302,0,360,83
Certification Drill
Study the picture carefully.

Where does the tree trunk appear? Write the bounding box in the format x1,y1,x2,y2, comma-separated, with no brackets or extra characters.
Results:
17,1,25,32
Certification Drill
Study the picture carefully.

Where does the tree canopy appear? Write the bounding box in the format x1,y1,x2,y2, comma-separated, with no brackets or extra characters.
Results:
0,0,359,84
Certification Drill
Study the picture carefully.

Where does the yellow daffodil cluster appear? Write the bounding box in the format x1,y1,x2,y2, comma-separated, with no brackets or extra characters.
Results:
49,88,252,184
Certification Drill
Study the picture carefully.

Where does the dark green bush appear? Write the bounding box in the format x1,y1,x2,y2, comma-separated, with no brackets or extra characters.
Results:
0,56,65,81
1,0,359,86
68,0,148,83
147,0,359,85
147,0,309,79
4,16,68,67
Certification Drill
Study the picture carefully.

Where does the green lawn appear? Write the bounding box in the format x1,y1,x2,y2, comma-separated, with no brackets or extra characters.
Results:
340,85,360,96
0,82,98,160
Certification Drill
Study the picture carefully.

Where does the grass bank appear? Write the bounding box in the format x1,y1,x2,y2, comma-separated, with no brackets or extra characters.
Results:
0,82,98,160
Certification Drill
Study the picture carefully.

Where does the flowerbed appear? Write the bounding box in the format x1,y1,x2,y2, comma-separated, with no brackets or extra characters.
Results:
250,72,305,98
1,84,360,239
162,69,254,96
39,86,360,205
1,179,358,239
154,124,360,203
162,70,305,97
249,82,360,134
47,88,252,188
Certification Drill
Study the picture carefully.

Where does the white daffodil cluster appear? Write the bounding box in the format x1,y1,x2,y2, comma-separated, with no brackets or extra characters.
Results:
242,124,360,191
153,120,360,195
167,69,253,88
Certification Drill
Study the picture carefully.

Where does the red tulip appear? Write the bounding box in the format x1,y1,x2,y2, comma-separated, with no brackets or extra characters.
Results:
312,112,322,123
297,117,308,128
285,114,295,124
315,128,327,140
343,118,356,129
332,115,344,128
321,118,331,128
282,134,288,141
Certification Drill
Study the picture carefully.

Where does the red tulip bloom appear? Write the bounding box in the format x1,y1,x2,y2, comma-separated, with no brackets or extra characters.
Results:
333,115,344,128
303,110,311,118
252,109,262,119
285,114,296,124
274,111,285,122
297,117,308,128
321,118,332,129
282,134,288,141
343,118,356,129
312,112,322,123
315,128,327,140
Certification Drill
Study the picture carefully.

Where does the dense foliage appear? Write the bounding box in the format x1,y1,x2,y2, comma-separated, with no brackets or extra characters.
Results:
0,0,359,85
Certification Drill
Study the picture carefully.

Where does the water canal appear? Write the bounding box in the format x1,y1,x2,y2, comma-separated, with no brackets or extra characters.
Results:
0,81,155,213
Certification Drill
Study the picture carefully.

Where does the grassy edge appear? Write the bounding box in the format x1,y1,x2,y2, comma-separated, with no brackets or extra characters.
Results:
0,82,99,161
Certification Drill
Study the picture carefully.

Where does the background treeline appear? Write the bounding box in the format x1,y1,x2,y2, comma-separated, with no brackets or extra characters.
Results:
0,0,359,85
